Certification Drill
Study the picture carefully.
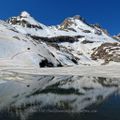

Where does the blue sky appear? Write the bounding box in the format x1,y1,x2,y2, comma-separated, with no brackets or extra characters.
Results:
0,0,119,35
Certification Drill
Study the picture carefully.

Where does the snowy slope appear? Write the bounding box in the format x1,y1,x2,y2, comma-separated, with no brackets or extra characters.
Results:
50,16,118,65
0,20,62,67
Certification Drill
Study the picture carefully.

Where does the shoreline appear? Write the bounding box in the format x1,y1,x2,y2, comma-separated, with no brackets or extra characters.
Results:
0,65,119,78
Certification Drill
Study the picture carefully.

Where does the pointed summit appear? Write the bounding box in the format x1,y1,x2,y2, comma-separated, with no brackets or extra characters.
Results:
73,15,81,19
59,15,91,33
61,15,85,25
20,11,30,18
72,15,85,22
7,11,45,30
6,11,51,37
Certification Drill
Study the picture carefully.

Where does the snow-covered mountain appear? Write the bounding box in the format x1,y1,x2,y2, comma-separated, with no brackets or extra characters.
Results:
0,11,119,67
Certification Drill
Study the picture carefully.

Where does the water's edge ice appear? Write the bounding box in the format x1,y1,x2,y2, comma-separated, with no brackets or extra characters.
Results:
2,65,120,78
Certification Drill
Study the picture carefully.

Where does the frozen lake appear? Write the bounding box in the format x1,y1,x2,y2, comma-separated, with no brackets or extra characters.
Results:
1,64,120,78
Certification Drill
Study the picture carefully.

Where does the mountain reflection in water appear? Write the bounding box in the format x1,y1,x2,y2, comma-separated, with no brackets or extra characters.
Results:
0,71,120,120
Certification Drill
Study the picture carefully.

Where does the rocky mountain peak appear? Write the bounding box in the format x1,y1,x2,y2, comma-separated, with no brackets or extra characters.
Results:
20,11,31,18
59,15,87,31
72,15,86,22
7,11,44,30
62,15,85,24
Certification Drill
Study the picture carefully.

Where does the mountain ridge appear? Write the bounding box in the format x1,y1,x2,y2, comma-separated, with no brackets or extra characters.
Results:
0,11,119,67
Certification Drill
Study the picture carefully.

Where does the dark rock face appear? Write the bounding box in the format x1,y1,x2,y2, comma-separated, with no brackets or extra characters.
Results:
39,59,62,68
39,59,54,67
82,30,91,33
31,35,84,43
71,59,78,64
91,24,109,36
81,40,94,44
91,43,120,64
60,18,74,29
7,17,43,29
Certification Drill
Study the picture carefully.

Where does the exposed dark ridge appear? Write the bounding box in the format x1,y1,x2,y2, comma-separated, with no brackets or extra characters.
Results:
81,40,94,44
91,42,120,64
7,17,43,29
30,35,84,43
91,23,109,35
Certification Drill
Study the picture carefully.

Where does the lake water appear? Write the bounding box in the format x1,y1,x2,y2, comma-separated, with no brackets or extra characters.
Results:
0,71,120,120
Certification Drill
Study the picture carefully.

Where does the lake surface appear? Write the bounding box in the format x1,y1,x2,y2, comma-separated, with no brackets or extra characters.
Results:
0,71,120,120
